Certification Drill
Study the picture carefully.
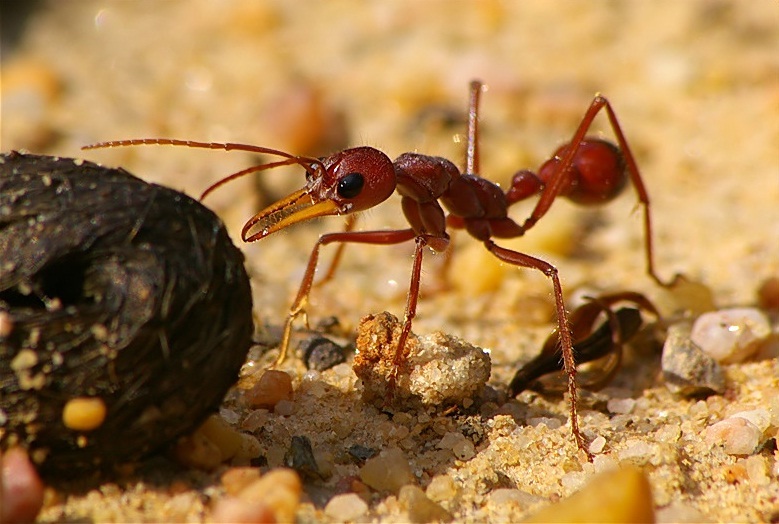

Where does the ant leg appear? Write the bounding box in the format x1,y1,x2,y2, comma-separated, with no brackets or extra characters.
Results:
483,240,591,458
520,96,671,286
275,227,417,367
465,80,484,176
388,235,427,390
312,215,358,289
597,99,671,287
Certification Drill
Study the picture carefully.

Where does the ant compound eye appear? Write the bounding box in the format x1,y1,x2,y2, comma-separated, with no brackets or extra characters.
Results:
336,172,364,199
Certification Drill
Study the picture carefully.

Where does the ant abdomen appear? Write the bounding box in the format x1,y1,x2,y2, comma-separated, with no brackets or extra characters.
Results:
540,138,628,206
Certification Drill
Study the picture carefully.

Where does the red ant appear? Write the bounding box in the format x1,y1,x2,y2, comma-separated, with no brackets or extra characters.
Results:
84,80,671,456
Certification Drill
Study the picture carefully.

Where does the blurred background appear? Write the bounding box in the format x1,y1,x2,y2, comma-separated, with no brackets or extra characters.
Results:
2,3,778,521
2,0,777,342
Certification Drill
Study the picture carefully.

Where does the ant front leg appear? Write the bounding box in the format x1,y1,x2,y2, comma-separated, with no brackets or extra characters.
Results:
275,227,417,368
482,240,590,457
312,214,358,289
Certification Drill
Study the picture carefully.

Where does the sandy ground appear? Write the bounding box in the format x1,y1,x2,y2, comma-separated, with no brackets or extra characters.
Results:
2,1,778,522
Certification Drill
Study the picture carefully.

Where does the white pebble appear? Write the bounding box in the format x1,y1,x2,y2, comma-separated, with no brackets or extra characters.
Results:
690,308,771,364
705,417,762,455
324,493,369,521
452,438,475,461
359,447,414,493
436,431,464,449
607,398,636,414
655,502,708,523
730,409,771,433
618,439,654,462
528,416,563,430
426,474,460,503
560,470,587,491
589,435,607,454
489,488,543,508
591,454,619,473
436,432,475,461
743,456,770,485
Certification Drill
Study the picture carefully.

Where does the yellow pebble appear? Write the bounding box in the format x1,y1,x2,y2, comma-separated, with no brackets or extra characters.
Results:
523,466,654,523
62,397,107,431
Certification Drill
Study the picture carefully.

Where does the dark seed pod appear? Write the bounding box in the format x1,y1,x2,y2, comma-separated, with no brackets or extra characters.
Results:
0,151,253,478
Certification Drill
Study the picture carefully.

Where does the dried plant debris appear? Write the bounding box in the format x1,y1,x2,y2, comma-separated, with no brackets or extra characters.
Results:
0,151,253,478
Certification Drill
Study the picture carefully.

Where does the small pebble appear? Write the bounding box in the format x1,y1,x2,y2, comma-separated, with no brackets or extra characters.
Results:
607,397,636,414
1,447,45,524
173,428,223,470
274,399,296,416
324,493,369,521
661,323,725,397
437,431,475,461
588,435,607,454
211,498,275,524
488,488,543,508
285,435,322,480
0,311,13,338
246,370,294,409
425,474,460,503
655,502,708,523
528,416,562,430
730,408,771,433
690,308,771,364
198,414,244,461
742,455,770,485
219,407,241,425
236,433,262,462
660,275,716,316
723,462,748,484
174,413,258,469
618,439,655,464
591,454,619,473
359,447,414,494
300,335,346,371
229,468,302,523
436,431,464,449
398,484,453,523
353,312,490,409
240,409,269,432
560,470,587,491
61,396,107,431
221,467,262,495
348,444,378,463
654,423,682,444
705,417,762,455
757,276,779,311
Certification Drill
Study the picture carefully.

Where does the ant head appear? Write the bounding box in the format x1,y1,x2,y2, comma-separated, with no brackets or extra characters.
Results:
310,146,396,213
242,146,396,242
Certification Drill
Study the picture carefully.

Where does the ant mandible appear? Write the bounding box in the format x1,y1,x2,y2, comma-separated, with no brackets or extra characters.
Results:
84,80,670,456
